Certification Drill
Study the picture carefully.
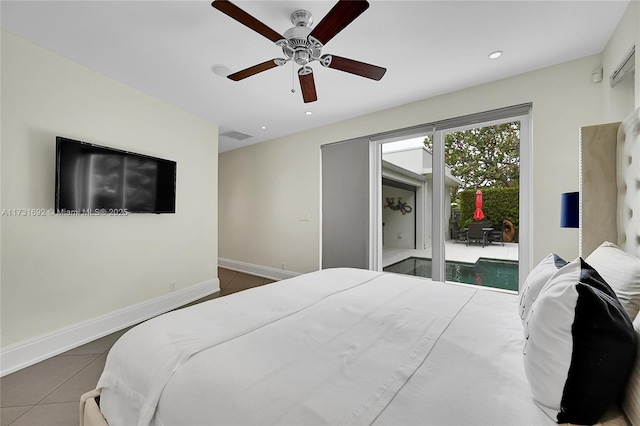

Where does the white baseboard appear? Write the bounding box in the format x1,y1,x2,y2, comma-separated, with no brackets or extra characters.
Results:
0,278,219,377
218,258,300,281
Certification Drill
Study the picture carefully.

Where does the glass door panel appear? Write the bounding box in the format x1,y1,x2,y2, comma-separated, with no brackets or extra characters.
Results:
381,136,433,277
436,121,521,291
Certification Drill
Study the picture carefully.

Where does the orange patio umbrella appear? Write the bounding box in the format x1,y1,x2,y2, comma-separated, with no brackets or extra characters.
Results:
474,189,485,220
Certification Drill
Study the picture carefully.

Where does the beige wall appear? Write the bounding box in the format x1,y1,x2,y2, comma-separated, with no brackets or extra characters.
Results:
1,32,219,346
220,54,607,273
602,0,638,121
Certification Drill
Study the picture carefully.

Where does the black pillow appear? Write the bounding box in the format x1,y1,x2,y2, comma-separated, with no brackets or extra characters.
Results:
523,258,637,424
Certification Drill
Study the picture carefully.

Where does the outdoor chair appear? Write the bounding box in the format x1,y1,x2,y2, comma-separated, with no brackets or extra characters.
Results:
451,222,467,244
488,228,504,246
466,221,491,247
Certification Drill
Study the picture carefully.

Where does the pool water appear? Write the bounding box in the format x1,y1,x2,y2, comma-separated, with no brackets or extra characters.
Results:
384,257,519,291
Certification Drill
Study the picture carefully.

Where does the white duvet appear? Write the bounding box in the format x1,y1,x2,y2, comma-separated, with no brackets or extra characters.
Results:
97,268,552,426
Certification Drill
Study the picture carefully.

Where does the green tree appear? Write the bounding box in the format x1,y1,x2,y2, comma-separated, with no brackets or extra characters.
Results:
425,121,520,189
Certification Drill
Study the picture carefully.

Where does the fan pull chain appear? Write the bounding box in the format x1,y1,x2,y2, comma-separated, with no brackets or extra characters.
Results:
291,61,296,93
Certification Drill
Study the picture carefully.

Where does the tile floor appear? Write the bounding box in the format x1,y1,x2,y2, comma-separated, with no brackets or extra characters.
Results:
0,268,274,426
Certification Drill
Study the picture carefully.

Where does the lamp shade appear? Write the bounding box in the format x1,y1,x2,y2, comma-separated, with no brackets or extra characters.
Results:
560,192,579,228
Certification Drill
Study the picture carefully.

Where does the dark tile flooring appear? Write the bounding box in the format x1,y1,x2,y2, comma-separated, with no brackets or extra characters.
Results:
0,268,274,426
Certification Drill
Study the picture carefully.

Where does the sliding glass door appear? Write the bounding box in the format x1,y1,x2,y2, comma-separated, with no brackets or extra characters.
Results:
439,120,521,291
375,105,531,290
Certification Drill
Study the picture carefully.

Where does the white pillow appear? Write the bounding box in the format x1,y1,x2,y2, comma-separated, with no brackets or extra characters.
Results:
519,253,567,326
586,241,640,319
523,258,636,425
622,312,640,426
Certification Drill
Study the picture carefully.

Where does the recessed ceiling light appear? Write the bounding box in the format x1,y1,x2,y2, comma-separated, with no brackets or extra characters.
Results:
488,51,503,60
261,126,267,130
305,111,313,115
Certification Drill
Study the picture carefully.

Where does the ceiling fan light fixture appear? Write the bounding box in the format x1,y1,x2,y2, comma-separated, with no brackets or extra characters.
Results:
294,50,311,65
281,25,317,64
211,0,385,104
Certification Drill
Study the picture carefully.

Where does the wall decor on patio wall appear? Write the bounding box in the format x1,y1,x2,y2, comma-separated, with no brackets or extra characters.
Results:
384,197,413,215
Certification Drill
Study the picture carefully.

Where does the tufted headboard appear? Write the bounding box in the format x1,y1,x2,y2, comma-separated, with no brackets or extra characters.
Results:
616,109,640,258
581,109,640,426
581,107,640,259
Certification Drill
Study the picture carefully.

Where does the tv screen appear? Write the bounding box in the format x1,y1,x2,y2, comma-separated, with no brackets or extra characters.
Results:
55,137,176,214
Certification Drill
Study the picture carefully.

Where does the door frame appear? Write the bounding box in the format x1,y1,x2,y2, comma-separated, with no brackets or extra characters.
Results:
369,107,532,289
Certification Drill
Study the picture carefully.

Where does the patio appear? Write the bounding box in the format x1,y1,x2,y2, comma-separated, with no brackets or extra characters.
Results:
383,240,519,269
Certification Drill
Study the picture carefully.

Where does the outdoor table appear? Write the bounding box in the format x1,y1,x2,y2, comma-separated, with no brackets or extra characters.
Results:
482,227,493,247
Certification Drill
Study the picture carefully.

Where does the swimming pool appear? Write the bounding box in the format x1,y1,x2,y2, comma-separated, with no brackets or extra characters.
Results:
383,257,519,291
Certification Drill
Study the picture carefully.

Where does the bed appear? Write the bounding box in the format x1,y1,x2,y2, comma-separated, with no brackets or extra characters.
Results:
80,108,640,426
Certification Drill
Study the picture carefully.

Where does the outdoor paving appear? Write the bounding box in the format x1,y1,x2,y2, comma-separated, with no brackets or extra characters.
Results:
383,240,519,268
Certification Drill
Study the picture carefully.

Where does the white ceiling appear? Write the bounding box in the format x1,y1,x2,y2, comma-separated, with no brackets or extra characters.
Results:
1,1,629,152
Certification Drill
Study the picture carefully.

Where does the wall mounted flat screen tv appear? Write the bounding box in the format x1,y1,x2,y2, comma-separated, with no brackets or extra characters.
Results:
55,137,177,214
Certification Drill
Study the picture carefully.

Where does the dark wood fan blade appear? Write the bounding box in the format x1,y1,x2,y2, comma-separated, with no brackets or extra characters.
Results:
212,0,284,43
227,59,280,81
298,68,318,103
322,55,386,80
309,0,369,46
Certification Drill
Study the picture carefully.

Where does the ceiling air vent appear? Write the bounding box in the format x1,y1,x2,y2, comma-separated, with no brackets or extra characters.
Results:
221,130,253,141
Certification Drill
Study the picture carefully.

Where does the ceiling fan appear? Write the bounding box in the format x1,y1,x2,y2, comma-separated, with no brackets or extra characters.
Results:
211,0,387,103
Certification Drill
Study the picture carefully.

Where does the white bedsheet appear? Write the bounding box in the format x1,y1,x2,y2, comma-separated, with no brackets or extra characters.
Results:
97,268,552,426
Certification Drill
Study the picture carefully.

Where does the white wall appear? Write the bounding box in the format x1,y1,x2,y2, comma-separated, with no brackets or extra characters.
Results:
381,149,424,175
220,53,607,272
1,32,219,347
382,186,416,249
